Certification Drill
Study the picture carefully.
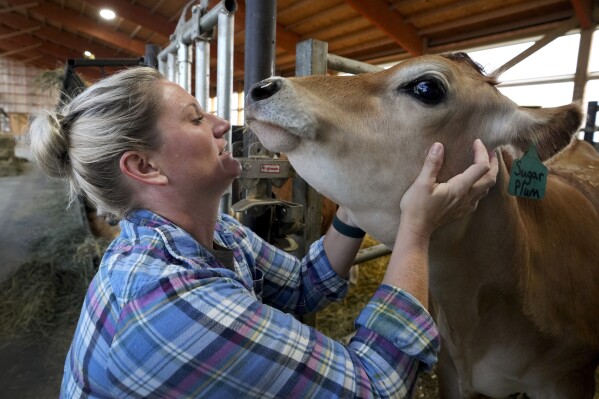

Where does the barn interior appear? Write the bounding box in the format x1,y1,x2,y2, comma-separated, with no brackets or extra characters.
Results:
0,0,598,397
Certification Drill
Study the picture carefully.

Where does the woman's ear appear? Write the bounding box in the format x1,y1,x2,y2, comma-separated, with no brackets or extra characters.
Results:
119,150,168,186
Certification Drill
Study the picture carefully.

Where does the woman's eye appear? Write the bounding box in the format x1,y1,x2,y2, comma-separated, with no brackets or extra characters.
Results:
192,116,203,125
406,79,445,105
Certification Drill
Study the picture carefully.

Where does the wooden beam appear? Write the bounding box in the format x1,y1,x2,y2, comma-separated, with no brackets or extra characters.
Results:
0,25,73,61
0,1,36,13
344,0,422,55
0,11,131,59
284,3,347,31
81,0,175,38
21,54,42,63
0,42,40,57
492,16,579,77
429,10,573,47
6,0,146,55
418,0,565,36
405,0,488,24
572,24,595,101
570,0,593,29
307,16,370,41
0,25,39,40
430,20,567,55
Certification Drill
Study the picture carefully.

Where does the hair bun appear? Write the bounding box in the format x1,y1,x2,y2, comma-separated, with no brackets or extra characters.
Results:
28,109,72,178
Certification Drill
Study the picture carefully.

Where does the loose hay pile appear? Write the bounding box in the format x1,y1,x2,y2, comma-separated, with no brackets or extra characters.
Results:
0,135,26,177
0,225,110,338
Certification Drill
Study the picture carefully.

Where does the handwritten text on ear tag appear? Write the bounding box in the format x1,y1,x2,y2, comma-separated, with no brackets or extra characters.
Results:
508,145,547,200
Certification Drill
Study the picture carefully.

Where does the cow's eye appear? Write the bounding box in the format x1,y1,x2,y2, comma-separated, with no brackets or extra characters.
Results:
401,78,445,105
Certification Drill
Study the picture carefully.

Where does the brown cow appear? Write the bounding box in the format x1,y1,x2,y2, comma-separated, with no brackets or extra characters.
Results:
244,53,599,398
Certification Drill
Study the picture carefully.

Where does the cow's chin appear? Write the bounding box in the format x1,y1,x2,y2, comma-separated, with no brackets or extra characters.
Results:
248,121,301,153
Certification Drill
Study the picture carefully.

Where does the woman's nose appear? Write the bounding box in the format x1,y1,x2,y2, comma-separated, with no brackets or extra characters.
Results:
209,114,231,138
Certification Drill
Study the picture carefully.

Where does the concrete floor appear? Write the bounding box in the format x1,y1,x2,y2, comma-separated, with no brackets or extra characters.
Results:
0,144,85,398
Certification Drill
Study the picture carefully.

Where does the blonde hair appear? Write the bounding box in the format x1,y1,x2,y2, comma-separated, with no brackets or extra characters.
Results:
29,67,165,219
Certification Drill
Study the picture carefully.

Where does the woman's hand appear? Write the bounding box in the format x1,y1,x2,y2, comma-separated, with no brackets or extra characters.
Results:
399,139,498,239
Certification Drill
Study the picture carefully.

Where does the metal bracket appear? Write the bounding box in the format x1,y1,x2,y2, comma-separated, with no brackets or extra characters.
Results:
232,141,304,250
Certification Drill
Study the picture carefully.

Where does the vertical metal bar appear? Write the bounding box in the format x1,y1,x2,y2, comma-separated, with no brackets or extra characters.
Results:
584,101,597,143
167,50,177,83
217,10,233,123
241,0,277,230
177,42,191,92
158,57,167,75
195,40,210,110
144,44,161,69
217,6,235,214
243,0,276,157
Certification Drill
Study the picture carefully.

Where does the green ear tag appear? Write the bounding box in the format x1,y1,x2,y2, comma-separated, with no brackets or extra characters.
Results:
508,145,547,200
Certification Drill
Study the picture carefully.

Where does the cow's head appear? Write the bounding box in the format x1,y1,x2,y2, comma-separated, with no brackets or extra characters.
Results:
244,53,582,245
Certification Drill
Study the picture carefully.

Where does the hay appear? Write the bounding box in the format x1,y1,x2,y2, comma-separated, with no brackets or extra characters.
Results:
0,136,27,177
0,226,110,338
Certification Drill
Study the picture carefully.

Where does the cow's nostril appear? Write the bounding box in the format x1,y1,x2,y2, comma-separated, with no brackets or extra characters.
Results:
250,80,282,102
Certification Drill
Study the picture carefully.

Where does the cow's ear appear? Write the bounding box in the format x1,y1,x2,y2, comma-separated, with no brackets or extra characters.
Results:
509,102,583,161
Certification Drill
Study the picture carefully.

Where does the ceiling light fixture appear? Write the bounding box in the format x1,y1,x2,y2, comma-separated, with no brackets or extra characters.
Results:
83,51,95,59
99,8,116,20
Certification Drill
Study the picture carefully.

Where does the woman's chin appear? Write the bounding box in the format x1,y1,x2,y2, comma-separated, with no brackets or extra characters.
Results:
219,153,242,177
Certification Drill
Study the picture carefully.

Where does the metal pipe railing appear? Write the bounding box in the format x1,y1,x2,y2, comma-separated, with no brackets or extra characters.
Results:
195,40,210,110
155,0,237,214
177,42,192,92
217,3,235,214
327,53,384,74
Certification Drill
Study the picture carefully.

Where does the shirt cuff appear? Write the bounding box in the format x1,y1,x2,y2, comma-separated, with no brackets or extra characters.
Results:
306,237,349,300
355,284,440,369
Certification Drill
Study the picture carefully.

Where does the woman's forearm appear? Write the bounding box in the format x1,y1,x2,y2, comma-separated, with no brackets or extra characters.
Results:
322,210,364,279
382,222,430,308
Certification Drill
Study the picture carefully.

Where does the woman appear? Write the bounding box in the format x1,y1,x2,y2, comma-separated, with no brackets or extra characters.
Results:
29,67,497,398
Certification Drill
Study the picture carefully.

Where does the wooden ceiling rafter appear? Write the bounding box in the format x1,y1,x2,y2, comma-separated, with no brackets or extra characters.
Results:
0,24,73,60
21,53,42,63
418,0,567,35
0,25,39,39
303,15,369,41
430,9,574,47
6,0,146,55
0,1,36,13
0,0,592,92
284,3,348,31
343,0,423,55
429,18,571,57
570,0,594,28
389,0,421,11
0,11,126,59
328,26,385,48
405,0,490,24
0,42,41,57
82,0,174,38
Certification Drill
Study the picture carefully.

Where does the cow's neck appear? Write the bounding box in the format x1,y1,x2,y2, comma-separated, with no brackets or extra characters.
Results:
427,153,526,332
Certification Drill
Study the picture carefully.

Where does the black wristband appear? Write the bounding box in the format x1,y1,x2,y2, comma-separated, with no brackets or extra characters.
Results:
332,214,366,238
